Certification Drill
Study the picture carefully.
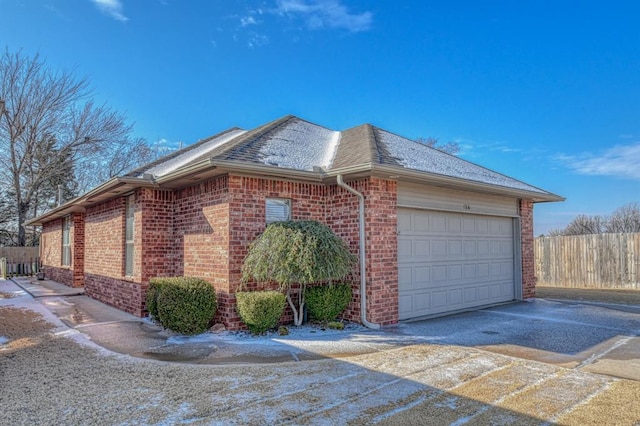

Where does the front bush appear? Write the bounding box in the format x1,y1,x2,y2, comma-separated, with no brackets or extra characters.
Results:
146,278,168,319
236,291,286,334
155,277,217,335
306,283,352,322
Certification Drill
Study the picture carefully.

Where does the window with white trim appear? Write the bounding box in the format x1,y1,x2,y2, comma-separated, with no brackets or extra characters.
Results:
62,216,71,267
266,198,291,224
125,194,135,276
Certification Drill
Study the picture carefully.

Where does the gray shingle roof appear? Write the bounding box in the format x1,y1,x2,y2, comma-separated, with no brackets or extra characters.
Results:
126,114,554,196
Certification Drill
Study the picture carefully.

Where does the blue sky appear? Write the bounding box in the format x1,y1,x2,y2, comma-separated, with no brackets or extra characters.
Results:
2,0,639,235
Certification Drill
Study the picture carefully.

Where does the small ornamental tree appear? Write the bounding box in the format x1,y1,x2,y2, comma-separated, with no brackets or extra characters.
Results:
241,220,356,326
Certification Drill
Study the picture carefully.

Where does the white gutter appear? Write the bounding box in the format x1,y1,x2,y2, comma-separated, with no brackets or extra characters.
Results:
336,175,381,330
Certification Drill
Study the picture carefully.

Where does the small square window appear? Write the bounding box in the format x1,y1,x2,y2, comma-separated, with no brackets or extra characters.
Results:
266,198,291,224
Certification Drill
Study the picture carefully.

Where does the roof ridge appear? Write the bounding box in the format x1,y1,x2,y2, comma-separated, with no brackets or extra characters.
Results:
369,125,402,166
212,114,298,161
123,127,243,177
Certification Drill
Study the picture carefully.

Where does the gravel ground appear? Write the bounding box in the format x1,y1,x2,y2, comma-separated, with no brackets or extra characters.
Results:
3,284,640,425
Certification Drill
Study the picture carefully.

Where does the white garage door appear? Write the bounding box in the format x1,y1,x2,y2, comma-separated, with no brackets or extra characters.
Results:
398,208,515,320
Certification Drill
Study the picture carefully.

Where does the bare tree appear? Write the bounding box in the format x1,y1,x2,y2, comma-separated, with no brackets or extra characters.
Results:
562,214,607,235
0,49,149,245
415,137,461,155
606,202,640,233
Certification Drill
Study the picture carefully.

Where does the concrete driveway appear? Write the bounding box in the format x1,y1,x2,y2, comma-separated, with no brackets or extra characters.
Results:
3,277,640,425
399,299,640,381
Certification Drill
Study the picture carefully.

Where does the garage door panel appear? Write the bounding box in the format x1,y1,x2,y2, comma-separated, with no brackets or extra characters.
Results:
398,240,412,260
464,287,476,303
431,240,447,257
431,214,447,233
415,266,430,286
463,240,476,255
448,240,463,256
449,288,463,305
447,216,462,233
431,265,448,282
414,240,430,258
398,209,516,320
432,291,447,308
398,266,412,288
398,211,412,232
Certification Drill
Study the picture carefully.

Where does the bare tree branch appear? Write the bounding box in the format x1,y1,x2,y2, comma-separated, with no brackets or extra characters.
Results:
0,48,150,245
415,136,460,155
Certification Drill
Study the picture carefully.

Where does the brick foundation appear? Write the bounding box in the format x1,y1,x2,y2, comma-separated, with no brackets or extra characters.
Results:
45,266,73,286
85,273,145,316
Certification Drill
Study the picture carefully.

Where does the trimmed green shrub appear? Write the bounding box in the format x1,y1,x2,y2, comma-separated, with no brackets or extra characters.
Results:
146,278,168,319
154,277,217,335
306,283,352,322
327,321,344,330
242,220,356,326
236,291,286,334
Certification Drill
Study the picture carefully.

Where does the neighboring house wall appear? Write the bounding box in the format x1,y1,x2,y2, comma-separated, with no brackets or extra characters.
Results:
519,199,536,298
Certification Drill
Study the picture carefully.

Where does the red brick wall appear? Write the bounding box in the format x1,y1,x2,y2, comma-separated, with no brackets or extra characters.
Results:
71,213,85,287
41,218,72,286
326,177,398,326
223,176,328,329
519,199,536,298
41,219,62,267
140,189,174,283
174,176,230,284
84,272,145,316
85,197,125,278
84,196,144,313
327,181,362,323
39,174,400,327
362,177,398,325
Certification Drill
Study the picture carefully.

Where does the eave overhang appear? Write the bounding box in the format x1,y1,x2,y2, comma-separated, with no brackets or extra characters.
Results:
27,159,563,227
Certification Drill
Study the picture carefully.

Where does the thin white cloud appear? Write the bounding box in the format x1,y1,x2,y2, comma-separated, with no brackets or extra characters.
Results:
275,0,373,32
248,32,270,48
91,0,128,22
556,142,640,180
240,16,258,27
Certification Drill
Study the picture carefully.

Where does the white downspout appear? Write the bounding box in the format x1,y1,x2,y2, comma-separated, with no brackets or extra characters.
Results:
336,175,381,330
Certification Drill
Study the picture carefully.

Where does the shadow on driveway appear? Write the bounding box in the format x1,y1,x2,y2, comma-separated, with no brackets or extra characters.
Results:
399,299,640,380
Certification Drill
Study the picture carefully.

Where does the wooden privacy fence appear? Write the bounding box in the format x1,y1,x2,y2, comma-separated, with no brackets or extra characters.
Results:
534,233,640,289
0,246,40,279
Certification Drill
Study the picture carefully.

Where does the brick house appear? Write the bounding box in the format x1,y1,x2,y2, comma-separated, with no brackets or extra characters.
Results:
28,115,562,329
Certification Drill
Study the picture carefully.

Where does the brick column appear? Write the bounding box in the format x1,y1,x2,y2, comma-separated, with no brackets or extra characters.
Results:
71,213,85,287
363,177,398,325
519,199,536,298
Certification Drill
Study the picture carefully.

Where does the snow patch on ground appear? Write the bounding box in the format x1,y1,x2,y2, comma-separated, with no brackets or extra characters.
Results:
0,336,9,345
